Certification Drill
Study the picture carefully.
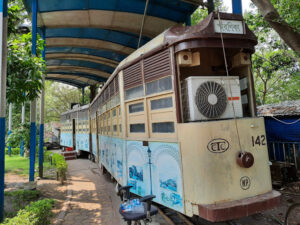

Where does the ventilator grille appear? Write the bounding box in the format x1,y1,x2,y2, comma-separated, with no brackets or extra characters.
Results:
195,81,227,118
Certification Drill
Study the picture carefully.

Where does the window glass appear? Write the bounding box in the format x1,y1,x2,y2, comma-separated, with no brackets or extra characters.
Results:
125,85,144,100
130,124,145,133
119,124,122,133
129,102,144,113
152,122,174,133
113,125,117,132
113,109,117,117
146,76,172,95
151,97,173,110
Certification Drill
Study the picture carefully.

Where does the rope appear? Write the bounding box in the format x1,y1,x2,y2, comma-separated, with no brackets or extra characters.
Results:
270,116,300,125
217,11,243,153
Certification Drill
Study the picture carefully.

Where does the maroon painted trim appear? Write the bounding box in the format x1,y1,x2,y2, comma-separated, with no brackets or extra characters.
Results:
198,190,281,222
170,46,181,123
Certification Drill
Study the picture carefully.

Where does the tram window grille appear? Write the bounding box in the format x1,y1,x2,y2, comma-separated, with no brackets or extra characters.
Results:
113,125,117,132
129,102,144,113
151,97,173,110
115,75,119,93
125,85,144,100
152,122,174,133
144,49,171,82
123,62,142,90
130,123,145,133
146,76,172,95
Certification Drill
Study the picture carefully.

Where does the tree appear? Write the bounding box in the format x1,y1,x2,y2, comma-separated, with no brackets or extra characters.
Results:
44,81,90,123
250,0,300,52
244,9,300,105
6,33,45,104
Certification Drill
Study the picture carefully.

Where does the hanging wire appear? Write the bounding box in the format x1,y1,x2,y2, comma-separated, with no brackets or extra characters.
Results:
217,11,244,153
270,116,300,125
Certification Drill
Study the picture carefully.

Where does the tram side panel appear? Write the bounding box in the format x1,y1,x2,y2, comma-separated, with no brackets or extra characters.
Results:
76,117,90,153
60,119,73,148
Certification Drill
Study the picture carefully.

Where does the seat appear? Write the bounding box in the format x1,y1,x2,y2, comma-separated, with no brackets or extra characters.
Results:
118,186,158,225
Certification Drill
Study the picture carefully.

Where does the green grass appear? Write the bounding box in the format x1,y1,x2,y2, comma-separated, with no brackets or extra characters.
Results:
5,155,54,177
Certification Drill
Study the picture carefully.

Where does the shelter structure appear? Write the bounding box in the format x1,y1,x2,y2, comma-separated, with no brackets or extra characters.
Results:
258,101,300,169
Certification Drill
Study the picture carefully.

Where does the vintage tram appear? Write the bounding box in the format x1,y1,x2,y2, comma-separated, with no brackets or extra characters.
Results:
60,12,280,222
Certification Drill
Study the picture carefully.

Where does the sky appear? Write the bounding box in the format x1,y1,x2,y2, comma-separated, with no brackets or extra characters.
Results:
222,0,254,13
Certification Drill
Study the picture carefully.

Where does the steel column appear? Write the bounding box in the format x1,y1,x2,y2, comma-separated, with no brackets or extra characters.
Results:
82,87,85,105
0,0,8,221
29,0,37,182
20,101,25,156
39,27,45,178
7,103,11,155
232,0,242,15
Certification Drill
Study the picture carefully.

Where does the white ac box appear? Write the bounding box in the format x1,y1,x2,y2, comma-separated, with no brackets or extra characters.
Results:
181,76,243,121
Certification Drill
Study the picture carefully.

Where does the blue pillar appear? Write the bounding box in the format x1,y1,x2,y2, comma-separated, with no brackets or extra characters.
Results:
185,16,191,26
232,0,242,15
29,0,38,182
7,103,12,156
20,92,25,156
38,27,45,178
0,0,8,221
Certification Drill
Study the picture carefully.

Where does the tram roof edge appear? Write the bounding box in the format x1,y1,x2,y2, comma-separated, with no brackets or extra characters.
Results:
90,12,258,107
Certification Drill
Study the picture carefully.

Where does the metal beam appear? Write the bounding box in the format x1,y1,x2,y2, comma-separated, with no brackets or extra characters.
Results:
46,77,86,88
29,0,37,182
7,103,12,155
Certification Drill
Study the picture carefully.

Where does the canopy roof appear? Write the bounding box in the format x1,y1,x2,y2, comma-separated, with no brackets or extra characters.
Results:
23,0,198,88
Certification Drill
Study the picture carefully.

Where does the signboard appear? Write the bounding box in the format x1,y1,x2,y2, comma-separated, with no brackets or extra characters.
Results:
214,20,244,34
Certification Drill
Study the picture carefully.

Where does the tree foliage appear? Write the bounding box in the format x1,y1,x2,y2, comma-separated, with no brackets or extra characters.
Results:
7,122,30,149
244,7,300,105
6,0,45,105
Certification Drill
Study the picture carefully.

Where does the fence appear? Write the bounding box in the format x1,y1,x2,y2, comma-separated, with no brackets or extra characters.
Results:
268,141,300,170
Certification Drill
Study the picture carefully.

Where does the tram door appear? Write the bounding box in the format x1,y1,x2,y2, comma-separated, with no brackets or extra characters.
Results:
72,119,76,150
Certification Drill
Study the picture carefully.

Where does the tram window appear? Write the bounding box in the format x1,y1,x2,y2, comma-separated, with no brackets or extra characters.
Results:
119,108,121,115
151,97,173,110
152,122,174,133
130,124,145,133
107,112,110,119
125,85,144,100
113,109,116,117
119,125,122,133
113,125,117,132
129,102,144,113
146,76,172,95
108,126,110,132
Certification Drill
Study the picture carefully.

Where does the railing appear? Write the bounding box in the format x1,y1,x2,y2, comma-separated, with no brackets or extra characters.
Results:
268,141,300,170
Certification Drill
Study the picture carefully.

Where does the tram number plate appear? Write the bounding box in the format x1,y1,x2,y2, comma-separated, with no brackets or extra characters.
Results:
251,135,266,147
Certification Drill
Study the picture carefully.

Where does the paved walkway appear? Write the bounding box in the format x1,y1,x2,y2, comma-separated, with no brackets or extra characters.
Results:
59,159,123,225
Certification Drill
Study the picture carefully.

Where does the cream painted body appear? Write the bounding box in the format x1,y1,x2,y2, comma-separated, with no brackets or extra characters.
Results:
178,117,272,216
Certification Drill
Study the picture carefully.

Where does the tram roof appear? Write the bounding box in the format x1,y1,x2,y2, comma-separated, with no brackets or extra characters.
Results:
23,0,198,88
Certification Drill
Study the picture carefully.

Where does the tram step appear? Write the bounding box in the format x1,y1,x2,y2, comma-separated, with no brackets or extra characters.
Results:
61,152,77,157
64,156,77,161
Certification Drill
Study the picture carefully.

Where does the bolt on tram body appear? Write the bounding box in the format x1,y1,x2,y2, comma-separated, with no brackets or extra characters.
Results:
60,12,280,222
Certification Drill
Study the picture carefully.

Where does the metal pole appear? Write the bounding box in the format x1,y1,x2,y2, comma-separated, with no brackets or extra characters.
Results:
29,0,37,182
137,0,149,48
0,0,8,221
293,144,298,169
82,87,85,105
7,103,12,156
38,27,45,178
20,101,25,156
232,0,242,15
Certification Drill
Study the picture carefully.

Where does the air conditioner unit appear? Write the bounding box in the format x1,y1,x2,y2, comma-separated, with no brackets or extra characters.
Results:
181,76,243,121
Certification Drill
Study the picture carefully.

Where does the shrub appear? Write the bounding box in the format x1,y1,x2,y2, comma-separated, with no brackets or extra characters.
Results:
5,148,20,155
51,153,67,184
2,199,55,225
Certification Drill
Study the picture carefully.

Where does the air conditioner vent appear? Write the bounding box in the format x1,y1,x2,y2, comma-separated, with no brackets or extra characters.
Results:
195,81,227,118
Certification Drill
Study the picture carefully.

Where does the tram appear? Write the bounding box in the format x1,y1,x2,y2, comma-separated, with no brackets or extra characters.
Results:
60,12,280,222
